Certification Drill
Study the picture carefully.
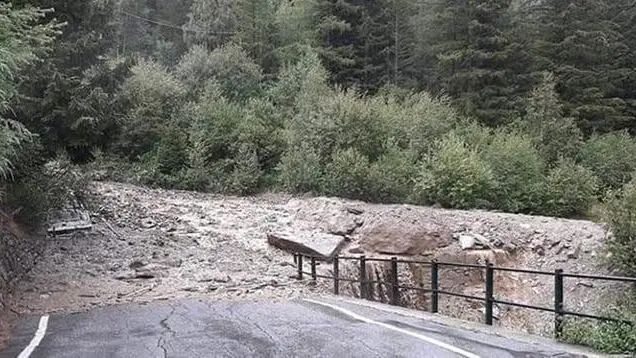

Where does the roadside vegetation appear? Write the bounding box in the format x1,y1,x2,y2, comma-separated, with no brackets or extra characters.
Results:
2,0,636,354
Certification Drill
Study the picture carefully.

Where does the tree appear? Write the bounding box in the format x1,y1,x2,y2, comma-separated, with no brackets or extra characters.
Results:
426,0,536,126
0,3,59,179
530,0,631,134
10,0,118,162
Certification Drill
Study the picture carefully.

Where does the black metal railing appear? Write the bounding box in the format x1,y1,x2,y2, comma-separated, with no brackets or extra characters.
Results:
293,253,636,337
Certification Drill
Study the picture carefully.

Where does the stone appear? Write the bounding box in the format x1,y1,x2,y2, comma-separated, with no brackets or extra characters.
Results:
141,218,156,229
267,230,347,261
348,246,364,254
358,221,452,256
567,245,581,259
346,207,364,215
323,211,363,236
459,235,476,250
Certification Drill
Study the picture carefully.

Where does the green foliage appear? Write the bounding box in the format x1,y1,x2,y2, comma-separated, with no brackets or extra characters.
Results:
155,130,190,175
226,144,262,195
117,59,186,160
539,159,598,217
603,176,636,276
518,72,583,165
367,143,417,203
579,131,636,192
561,299,636,355
323,148,371,200
198,43,263,101
482,130,545,213
413,133,493,209
277,143,322,193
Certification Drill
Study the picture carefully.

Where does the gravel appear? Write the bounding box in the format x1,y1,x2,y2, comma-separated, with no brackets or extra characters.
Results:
7,181,632,339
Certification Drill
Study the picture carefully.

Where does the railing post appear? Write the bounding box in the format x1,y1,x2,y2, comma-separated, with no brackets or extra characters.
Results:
390,257,399,306
431,260,439,313
297,255,303,280
359,256,367,299
554,269,564,337
311,257,317,284
485,261,494,325
333,256,340,295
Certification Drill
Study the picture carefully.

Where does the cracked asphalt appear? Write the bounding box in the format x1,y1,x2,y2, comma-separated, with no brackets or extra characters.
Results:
1,297,602,358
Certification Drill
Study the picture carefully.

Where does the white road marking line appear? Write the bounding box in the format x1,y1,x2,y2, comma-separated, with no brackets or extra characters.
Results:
304,299,481,358
17,315,49,358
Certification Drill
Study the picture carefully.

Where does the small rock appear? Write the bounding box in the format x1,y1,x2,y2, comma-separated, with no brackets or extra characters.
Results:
129,260,145,269
182,287,199,292
567,246,580,259
346,207,364,215
141,218,156,229
349,246,364,254
459,235,476,250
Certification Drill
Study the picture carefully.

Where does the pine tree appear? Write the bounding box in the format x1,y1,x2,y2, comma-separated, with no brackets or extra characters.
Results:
530,0,630,134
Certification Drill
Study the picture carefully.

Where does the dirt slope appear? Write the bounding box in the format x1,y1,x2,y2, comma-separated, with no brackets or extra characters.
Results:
5,181,631,339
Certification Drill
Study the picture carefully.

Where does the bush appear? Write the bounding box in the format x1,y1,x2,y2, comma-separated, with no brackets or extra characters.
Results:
277,143,323,193
367,143,418,203
579,131,636,191
155,130,190,175
539,159,598,217
181,43,262,102
561,300,636,355
226,144,262,195
603,175,636,275
519,72,583,165
482,130,545,213
116,59,186,160
413,133,493,209
323,148,371,200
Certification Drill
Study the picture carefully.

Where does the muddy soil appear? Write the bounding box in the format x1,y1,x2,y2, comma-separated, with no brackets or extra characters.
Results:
3,181,630,344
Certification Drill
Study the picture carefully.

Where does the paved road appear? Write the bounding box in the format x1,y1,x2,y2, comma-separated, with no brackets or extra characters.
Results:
1,296,601,358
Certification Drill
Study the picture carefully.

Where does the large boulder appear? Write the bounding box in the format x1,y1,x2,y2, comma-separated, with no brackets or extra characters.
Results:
358,220,452,256
267,230,348,261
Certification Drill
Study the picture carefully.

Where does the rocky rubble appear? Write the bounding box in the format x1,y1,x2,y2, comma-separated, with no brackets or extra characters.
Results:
5,181,632,339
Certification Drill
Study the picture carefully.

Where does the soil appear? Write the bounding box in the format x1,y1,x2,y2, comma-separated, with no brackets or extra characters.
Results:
1,181,631,348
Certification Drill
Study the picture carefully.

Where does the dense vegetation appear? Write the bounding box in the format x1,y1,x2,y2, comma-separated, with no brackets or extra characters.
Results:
1,0,636,352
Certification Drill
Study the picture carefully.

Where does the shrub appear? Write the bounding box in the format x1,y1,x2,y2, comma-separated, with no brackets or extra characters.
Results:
323,148,371,200
184,43,262,102
367,143,418,203
579,131,636,191
561,299,636,355
277,143,323,193
226,144,262,195
539,159,598,217
155,130,190,175
116,59,186,160
519,72,583,165
603,175,636,275
482,130,545,213
413,133,493,209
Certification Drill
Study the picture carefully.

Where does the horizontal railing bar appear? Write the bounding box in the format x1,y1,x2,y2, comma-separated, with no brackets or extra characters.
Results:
313,274,334,280
364,280,390,285
493,299,555,313
437,262,486,269
562,310,636,325
338,256,366,260
492,267,555,276
395,259,432,265
336,277,360,283
397,285,432,293
437,290,485,301
561,272,636,283
361,257,395,263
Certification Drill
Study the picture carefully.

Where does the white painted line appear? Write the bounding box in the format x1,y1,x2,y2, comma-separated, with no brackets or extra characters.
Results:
17,315,49,358
304,299,481,358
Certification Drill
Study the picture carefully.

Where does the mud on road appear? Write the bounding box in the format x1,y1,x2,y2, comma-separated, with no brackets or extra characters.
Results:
2,181,629,345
